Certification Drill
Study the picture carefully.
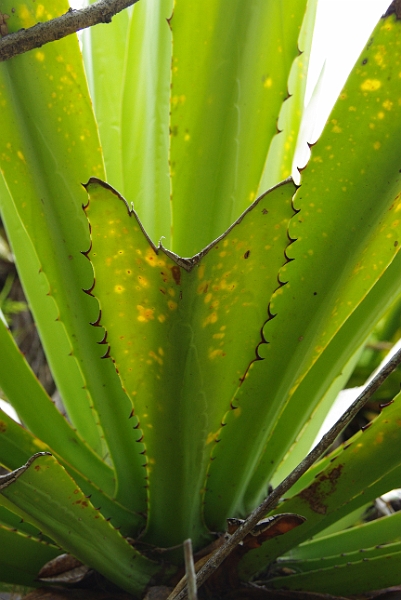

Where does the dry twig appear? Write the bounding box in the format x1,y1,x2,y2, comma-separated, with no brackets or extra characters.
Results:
172,346,401,600
0,0,139,62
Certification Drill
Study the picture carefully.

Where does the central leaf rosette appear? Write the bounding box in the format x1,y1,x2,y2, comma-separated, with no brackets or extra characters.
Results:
84,177,295,548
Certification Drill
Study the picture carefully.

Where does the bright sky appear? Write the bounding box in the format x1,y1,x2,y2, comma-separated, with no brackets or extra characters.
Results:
303,0,391,139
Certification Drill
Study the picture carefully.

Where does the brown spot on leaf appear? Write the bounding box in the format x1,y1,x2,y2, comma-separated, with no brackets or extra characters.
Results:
171,265,181,285
299,464,344,514
0,421,6,433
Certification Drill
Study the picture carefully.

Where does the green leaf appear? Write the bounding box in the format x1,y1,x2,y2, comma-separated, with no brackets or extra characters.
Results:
286,511,401,561
204,12,401,527
84,176,296,549
0,0,105,453
0,1,147,511
271,248,401,486
169,0,308,256
0,408,143,535
0,524,61,588
0,453,162,596
0,318,114,496
268,542,401,595
238,391,401,579
87,0,173,246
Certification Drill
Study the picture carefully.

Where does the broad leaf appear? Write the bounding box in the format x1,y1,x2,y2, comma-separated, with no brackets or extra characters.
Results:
204,11,401,527
84,176,296,549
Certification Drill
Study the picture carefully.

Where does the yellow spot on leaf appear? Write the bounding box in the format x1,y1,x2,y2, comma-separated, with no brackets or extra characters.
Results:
137,305,154,322
197,264,205,280
114,285,125,294
168,301,177,311
158,314,166,323
383,99,393,111
17,151,26,163
145,248,163,267
20,6,36,27
361,79,381,92
209,348,225,360
203,313,218,327
373,141,381,150
149,351,163,366
35,51,45,62
204,293,212,304
137,276,149,288
264,77,273,88
36,4,46,18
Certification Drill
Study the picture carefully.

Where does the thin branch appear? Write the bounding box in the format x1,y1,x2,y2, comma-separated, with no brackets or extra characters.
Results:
0,0,139,62
172,345,401,600
183,539,198,600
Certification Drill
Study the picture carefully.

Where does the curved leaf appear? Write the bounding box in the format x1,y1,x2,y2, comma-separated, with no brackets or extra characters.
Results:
0,409,143,535
268,542,401,595
0,524,60,588
238,391,401,578
0,0,146,511
0,454,162,596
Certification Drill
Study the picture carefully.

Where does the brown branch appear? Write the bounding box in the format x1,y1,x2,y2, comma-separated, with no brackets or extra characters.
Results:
0,0,139,62
172,345,401,600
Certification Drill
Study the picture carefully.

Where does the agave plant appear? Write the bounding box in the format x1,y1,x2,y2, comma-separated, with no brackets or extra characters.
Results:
1,0,401,598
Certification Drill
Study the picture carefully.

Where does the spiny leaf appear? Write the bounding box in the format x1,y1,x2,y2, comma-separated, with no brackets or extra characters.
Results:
204,11,401,527
0,0,147,513
0,523,61,588
238,391,401,578
268,542,401,595
0,453,162,596
0,319,114,496
84,177,296,549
